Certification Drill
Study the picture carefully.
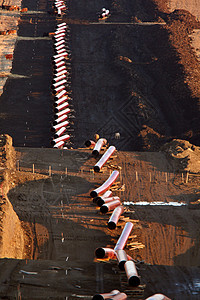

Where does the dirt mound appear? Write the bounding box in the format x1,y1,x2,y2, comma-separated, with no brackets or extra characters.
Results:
161,139,200,172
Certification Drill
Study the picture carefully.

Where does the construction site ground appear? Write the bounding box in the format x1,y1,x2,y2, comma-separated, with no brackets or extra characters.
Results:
0,0,200,299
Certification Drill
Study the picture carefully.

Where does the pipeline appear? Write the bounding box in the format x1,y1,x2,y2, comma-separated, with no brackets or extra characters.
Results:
100,200,121,214
94,146,116,172
97,196,120,207
92,290,120,300
114,222,133,251
85,140,96,148
93,190,112,204
108,293,127,300
115,250,128,271
90,170,119,198
92,138,107,157
95,247,116,260
124,260,140,287
108,206,124,230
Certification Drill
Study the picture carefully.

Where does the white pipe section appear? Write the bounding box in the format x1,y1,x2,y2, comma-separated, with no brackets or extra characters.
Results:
55,66,66,73
145,295,171,300
53,74,66,82
55,44,66,51
53,140,65,148
94,146,116,172
90,170,119,198
53,52,68,59
54,37,65,43
55,28,66,33
54,114,68,125
55,90,66,99
54,96,68,105
55,102,69,112
53,79,67,88
55,48,66,55
57,22,66,27
53,57,65,64
57,8,62,16
124,261,140,287
55,108,70,117
54,127,66,138
54,61,65,68
52,134,70,145
58,5,66,10
53,85,65,94
52,120,69,132
55,40,65,47
54,32,65,38
92,138,107,157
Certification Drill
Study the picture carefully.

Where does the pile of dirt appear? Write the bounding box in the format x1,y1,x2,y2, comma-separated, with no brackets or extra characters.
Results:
161,138,200,172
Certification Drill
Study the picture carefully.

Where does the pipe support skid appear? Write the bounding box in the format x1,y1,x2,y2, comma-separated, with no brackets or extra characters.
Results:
85,139,96,148
92,138,107,157
93,190,112,204
114,222,133,251
94,146,116,172
95,247,116,260
124,260,140,287
108,206,124,230
97,196,120,207
90,170,119,198
115,249,128,270
92,290,120,300
100,200,121,214
145,295,171,300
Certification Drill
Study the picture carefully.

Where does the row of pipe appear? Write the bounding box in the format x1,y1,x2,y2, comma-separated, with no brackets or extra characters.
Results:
86,138,171,299
53,0,67,17
50,22,73,148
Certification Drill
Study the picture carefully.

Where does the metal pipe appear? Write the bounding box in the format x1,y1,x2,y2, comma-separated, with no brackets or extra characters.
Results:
90,170,119,198
55,108,70,118
53,61,65,69
114,222,133,251
51,120,69,132
53,57,65,64
85,140,96,148
54,37,65,43
54,127,66,138
124,260,140,287
97,196,120,207
108,206,124,230
108,292,127,300
54,40,65,47
95,247,116,259
54,70,68,77
54,44,65,51
57,22,66,27
54,32,65,38
53,53,67,59
93,190,112,204
53,74,66,83
53,114,68,126
54,102,70,112
145,294,171,300
92,290,120,300
52,85,65,94
51,134,70,145
92,138,107,157
115,250,128,270
53,140,65,149
52,79,67,88
94,146,116,172
100,200,121,214
54,96,68,106
55,90,66,99
55,48,66,55
55,66,66,73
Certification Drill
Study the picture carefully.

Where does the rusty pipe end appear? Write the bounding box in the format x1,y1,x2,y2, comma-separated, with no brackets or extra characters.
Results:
129,275,140,287
90,190,98,198
94,165,100,172
95,247,106,259
108,221,116,230
100,205,108,214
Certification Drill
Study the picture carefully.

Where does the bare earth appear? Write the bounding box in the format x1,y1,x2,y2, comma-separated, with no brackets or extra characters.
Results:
0,0,199,299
